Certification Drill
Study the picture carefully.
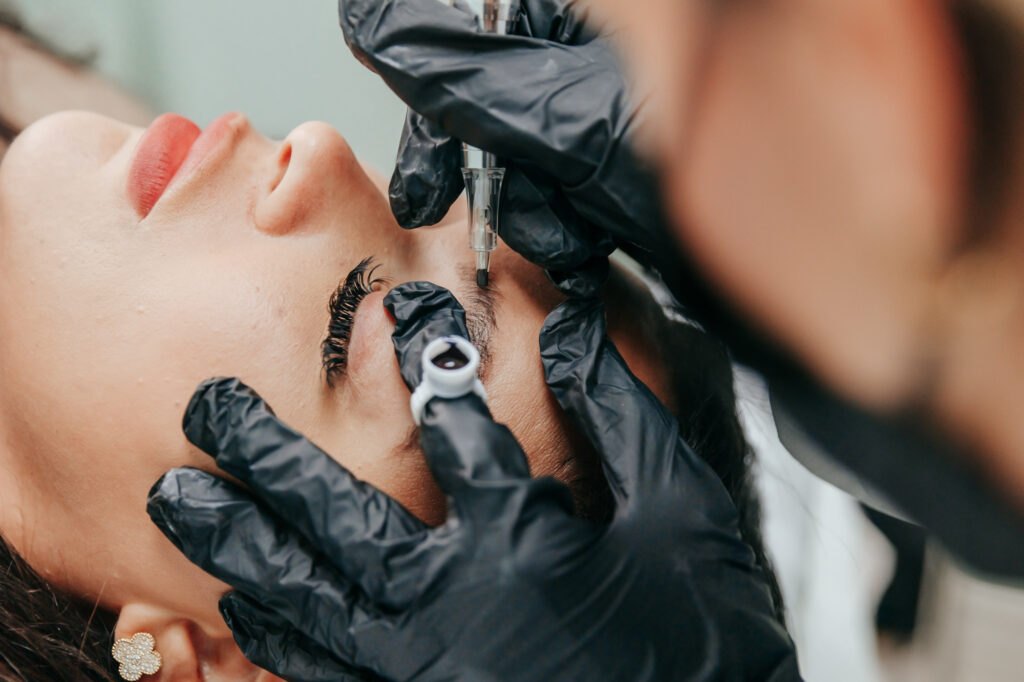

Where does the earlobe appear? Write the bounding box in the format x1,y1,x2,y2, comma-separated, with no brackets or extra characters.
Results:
113,604,191,681
115,603,270,681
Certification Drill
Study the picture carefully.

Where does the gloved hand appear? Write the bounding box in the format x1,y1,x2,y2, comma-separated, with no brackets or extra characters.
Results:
146,281,800,681
339,0,675,295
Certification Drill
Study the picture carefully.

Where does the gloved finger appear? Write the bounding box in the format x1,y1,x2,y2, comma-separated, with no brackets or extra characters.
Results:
340,0,627,186
539,298,681,503
545,256,610,300
419,395,536,493
421,396,576,524
390,110,464,229
219,591,375,682
147,467,371,660
500,166,614,272
182,377,428,597
384,282,470,391
518,0,599,43
384,281,559,516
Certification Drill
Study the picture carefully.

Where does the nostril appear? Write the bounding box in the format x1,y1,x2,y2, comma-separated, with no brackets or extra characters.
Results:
255,121,362,236
268,141,292,193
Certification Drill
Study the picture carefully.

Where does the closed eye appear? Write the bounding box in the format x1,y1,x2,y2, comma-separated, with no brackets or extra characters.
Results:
321,257,387,386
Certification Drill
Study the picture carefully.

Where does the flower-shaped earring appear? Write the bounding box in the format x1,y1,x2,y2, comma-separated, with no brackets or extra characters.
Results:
112,632,162,681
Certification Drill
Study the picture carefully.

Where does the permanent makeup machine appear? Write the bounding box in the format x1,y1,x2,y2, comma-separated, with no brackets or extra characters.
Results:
439,0,521,288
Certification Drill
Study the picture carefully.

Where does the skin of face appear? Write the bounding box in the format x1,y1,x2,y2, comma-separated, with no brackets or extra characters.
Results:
593,0,969,408
0,110,668,679
583,0,1024,499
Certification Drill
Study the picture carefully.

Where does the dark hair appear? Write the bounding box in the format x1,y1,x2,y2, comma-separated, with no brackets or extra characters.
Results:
0,535,118,682
0,7,121,680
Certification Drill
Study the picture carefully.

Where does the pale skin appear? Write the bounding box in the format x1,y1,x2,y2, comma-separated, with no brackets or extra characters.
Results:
0,110,668,681
588,0,1024,501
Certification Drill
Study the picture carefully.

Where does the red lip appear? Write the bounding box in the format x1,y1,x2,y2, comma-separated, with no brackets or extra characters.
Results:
127,112,241,218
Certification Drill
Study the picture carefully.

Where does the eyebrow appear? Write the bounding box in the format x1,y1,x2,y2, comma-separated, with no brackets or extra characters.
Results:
455,263,499,383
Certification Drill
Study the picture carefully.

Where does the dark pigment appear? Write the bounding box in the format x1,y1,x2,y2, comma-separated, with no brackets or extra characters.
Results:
432,344,469,370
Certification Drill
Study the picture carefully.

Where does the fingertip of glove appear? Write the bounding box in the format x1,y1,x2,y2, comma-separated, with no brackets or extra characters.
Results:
218,594,278,667
388,193,417,231
383,281,426,312
388,170,419,229
183,372,234,425
218,591,252,634
383,282,456,328
389,169,457,229
146,469,173,504
146,467,213,510
146,469,190,549
147,468,244,555
182,377,232,448
182,377,271,459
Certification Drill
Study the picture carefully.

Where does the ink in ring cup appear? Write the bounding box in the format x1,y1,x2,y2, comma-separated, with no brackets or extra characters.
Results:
410,335,488,425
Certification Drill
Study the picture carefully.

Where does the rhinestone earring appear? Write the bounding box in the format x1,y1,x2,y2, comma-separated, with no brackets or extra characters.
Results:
112,632,163,681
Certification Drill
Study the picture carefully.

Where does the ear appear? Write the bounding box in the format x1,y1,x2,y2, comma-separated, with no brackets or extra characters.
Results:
115,603,280,681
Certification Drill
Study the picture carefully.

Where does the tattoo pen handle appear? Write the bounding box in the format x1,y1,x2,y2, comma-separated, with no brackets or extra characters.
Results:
439,0,520,286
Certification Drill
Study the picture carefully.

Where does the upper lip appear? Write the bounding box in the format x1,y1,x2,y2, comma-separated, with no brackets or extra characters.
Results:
126,112,245,218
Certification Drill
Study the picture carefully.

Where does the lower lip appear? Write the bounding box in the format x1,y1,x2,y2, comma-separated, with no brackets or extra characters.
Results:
127,112,241,218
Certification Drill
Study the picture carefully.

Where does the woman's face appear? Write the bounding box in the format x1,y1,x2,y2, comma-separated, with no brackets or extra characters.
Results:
0,111,664,652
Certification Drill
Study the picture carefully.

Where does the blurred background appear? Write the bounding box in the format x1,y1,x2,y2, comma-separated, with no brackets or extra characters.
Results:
6,1,1023,680
9,0,407,172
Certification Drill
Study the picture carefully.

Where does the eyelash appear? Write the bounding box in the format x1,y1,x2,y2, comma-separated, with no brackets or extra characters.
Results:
322,257,387,387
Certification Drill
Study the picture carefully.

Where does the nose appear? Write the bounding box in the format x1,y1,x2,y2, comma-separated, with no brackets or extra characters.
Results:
254,121,362,235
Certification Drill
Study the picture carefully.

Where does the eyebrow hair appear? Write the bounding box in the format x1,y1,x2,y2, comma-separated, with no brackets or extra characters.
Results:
455,263,499,383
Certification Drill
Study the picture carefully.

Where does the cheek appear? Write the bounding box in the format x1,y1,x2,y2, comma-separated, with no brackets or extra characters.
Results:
0,258,340,631
0,238,329,516
315,402,445,526
490,382,571,480
481,333,572,480
313,291,447,524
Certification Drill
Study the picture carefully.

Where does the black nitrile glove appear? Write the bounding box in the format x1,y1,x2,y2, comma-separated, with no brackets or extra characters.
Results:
339,0,673,295
340,0,1024,583
147,282,800,681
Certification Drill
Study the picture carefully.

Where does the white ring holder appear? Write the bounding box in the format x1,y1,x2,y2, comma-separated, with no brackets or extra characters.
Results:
409,335,488,426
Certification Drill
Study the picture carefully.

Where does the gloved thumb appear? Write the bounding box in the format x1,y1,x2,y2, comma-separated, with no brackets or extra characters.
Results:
384,282,471,390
